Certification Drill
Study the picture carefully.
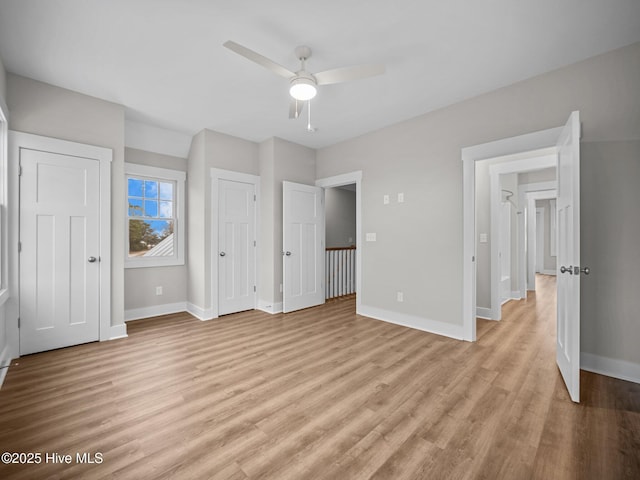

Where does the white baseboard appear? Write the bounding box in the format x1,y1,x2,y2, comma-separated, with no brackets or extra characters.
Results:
125,302,187,321
581,352,640,385
0,342,13,388
541,270,557,276
186,303,216,321
257,300,283,314
476,307,492,320
107,324,128,341
358,305,464,340
511,291,524,299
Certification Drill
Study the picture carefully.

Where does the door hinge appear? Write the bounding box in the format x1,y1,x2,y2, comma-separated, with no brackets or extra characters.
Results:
253,240,256,247
254,194,256,201
17,317,20,329
18,242,22,253
253,286,256,292
18,165,22,176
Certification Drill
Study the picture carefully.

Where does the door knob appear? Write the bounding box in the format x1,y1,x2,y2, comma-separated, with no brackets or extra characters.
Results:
285,251,292,256
219,252,226,257
88,256,97,263
560,265,572,274
580,266,590,275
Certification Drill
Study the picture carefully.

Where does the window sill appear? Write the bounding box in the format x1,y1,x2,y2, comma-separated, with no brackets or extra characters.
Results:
125,258,185,269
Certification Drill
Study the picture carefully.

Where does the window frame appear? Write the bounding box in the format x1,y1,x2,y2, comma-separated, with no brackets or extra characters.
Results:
124,163,186,268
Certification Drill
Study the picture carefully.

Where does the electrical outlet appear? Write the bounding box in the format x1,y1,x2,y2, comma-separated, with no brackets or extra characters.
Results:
383,194,390,205
156,286,163,296
479,233,488,243
398,192,404,203
397,291,404,302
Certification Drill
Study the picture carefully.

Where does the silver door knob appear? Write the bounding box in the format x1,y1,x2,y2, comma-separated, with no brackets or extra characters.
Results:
560,265,572,274
88,256,97,263
285,251,292,256
580,266,590,275
219,252,226,257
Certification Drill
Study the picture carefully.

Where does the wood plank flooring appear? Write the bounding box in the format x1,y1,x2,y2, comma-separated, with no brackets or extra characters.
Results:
0,275,638,479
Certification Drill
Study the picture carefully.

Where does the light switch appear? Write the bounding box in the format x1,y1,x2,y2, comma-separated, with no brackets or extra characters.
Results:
479,233,488,243
383,195,390,205
398,193,404,203
366,233,377,242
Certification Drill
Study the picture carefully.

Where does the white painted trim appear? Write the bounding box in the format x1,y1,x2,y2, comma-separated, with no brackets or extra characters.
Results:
125,120,193,159
108,324,128,340
257,300,283,314
511,291,523,299
316,171,362,314
581,352,640,385
125,302,187,321
8,131,114,357
464,127,562,342
210,168,260,319
476,307,492,319
359,304,465,340
489,154,557,321
186,302,215,321
0,342,12,388
124,162,186,268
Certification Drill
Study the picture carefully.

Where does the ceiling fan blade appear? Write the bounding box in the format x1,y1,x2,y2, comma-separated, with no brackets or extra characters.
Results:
315,64,385,85
223,41,295,79
289,98,304,119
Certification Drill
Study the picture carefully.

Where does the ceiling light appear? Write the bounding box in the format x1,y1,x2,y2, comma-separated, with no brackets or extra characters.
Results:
290,76,317,101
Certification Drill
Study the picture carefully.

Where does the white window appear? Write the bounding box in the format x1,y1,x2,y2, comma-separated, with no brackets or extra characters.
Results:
125,163,185,268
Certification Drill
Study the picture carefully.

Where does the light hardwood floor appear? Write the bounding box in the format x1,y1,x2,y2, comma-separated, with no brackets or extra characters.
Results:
0,275,638,479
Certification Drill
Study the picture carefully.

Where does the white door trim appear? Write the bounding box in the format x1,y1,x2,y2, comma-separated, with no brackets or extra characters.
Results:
8,131,112,358
316,171,362,313
462,126,563,341
210,168,260,319
527,190,557,289
487,155,556,320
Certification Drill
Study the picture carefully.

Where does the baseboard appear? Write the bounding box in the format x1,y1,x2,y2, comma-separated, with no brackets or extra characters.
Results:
186,303,216,321
511,291,524,299
125,302,187,321
359,304,464,340
0,342,13,388
541,270,557,276
476,307,492,320
108,324,128,341
581,352,640,385
257,300,283,314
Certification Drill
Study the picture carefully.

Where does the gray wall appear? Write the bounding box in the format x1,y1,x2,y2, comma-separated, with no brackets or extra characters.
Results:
581,140,640,364
7,74,126,333
317,42,640,365
0,54,6,102
124,148,188,311
325,187,357,248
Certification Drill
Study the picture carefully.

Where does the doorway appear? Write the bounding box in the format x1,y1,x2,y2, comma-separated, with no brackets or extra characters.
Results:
325,184,357,301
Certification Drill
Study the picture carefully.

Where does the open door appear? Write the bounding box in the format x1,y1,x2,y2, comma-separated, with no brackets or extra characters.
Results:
556,111,581,403
283,181,325,313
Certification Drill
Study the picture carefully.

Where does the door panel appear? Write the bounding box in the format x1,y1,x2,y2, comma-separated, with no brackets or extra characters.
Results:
556,111,581,403
283,182,324,313
218,179,256,315
20,149,100,355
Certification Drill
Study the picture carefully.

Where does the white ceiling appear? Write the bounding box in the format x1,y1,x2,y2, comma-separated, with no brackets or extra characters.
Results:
1,0,639,151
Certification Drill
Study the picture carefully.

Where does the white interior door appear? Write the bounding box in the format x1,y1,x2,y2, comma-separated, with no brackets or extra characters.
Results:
536,207,544,273
556,111,581,403
218,179,256,315
20,149,100,355
499,201,511,303
283,181,325,313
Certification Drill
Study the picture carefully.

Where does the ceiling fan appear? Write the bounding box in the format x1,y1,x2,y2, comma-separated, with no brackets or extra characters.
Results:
223,40,385,128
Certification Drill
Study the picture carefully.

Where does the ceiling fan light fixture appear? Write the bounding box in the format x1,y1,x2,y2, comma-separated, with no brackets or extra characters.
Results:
289,76,317,101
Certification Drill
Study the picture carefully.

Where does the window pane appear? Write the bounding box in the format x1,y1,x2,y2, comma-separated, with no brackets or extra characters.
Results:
144,200,158,217
159,201,173,218
159,182,173,201
129,219,174,257
128,178,143,197
128,198,143,217
144,180,158,199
